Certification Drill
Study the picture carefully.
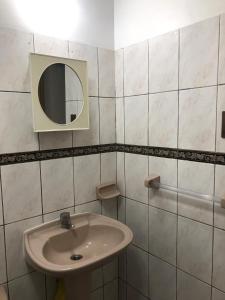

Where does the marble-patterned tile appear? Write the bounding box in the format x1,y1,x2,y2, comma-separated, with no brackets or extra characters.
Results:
127,245,148,296
8,272,46,300
180,16,219,89
149,30,178,92
149,91,178,148
41,158,74,213
1,162,42,223
149,206,177,265
213,228,225,292
215,165,225,230
99,98,116,144
149,156,178,213
125,153,148,204
177,270,211,300
116,98,124,144
101,152,116,183
5,216,42,280
126,198,148,250
115,49,124,97
124,41,148,96
69,42,98,96
0,92,39,154
125,95,148,146
98,48,115,97
34,34,68,57
178,160,214,225
74,154,100,204
219,14,225,84
0,227,6,284
149,255,176,300
216,85,225,152
179,87,217,151
177,216,213,283
0,28,33,92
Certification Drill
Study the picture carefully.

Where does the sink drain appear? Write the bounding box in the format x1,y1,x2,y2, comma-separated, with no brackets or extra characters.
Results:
70,254,83,261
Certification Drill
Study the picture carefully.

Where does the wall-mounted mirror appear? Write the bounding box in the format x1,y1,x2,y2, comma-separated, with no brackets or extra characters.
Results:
30,54,89,132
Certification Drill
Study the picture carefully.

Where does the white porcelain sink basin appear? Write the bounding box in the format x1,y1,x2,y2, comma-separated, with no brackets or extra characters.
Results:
24,213,133,277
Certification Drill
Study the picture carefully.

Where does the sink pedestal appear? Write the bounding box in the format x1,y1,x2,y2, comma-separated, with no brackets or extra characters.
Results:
64,272,91,300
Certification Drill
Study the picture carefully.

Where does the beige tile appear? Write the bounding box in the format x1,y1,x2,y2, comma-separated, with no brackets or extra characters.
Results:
149,30,178,92
177,216,212,283
180,16,219,89
149,91,178,148
74,154,100,204
116,98,124,144
178,160,214,225
149,255,176,300
115,49,124,97
98,48,115,97
41,158,74,213
34,34,68,57
124,41,148,96
0,92,39,154
125,95,148,146
101,152,116,183
0,227,6,284
2,162,42,223
8,272,46,300
5,216,42,280
213,228,225,292
39,131,72,150
177,270,211,300
0,28,33,92
179,87,217,151
127,245,148,296
149,207,176,265
69,42,98,96
99,98,116,144
219,14,225,84
126,199,148,250
75,98,99,146
125,153,148,204
215,165,225,230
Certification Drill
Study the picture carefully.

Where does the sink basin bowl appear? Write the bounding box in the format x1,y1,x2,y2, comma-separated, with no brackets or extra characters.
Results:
24,213,133,277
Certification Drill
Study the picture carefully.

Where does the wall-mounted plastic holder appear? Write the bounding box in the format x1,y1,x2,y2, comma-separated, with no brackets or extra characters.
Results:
96,183,120,200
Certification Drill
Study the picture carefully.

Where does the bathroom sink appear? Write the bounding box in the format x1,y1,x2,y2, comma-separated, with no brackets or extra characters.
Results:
24,213,133,277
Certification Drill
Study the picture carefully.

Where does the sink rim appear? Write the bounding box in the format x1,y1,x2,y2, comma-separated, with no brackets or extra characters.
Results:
24,212,133,276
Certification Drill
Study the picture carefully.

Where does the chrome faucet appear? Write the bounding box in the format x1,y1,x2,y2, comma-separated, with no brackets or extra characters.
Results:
60,212,74,229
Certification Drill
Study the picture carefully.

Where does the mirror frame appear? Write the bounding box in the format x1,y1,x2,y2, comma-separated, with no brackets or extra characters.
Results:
30,53,89,132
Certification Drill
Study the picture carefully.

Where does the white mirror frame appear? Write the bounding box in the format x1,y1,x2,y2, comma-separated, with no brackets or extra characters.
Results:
30,53,89,132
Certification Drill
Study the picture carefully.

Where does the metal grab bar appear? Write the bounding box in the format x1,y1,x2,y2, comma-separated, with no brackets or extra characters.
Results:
145,175,225,208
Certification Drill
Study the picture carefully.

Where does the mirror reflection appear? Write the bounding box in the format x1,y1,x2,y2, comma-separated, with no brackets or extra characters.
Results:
38,63,83,124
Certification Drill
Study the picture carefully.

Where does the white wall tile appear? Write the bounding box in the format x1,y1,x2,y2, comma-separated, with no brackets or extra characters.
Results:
124,41,148,96
39,131,72,150
149,207,177,265
0,181,3,226
178,160,214,225
216,85,225,152
213,228,225,292
103,258,118,283
177,216,213,283
125,95,148,146
91,288,103,300
0,28,33,92
115,49,124,97
117,152,125,196
44,207,74,222
41,158,74,213
34,34,68,57
180,17,219,89
103,280,118,300
177,270,211,300
75,98,99,146
179,87,217,151
8,272,46,300
101,152,116,183
149,91,178,148
69,42,98,96
116,98,124,144
149,31,178,92
213,288,225,300
215,165,225,230
127,285,148,300
0,227,6,284
1,162,42,223
126,199,148,250
99,98,116,144
98,48,115,97
125,153,148,204
102,198,117,219
219,14,225,84
5,216,42,280
74,154,100,204
149,255,176,300
0,92,39,154
127,245,148,296
75,201,101,215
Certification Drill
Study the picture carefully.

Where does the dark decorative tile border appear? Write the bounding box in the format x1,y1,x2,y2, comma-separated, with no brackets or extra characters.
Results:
0,143,225,166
